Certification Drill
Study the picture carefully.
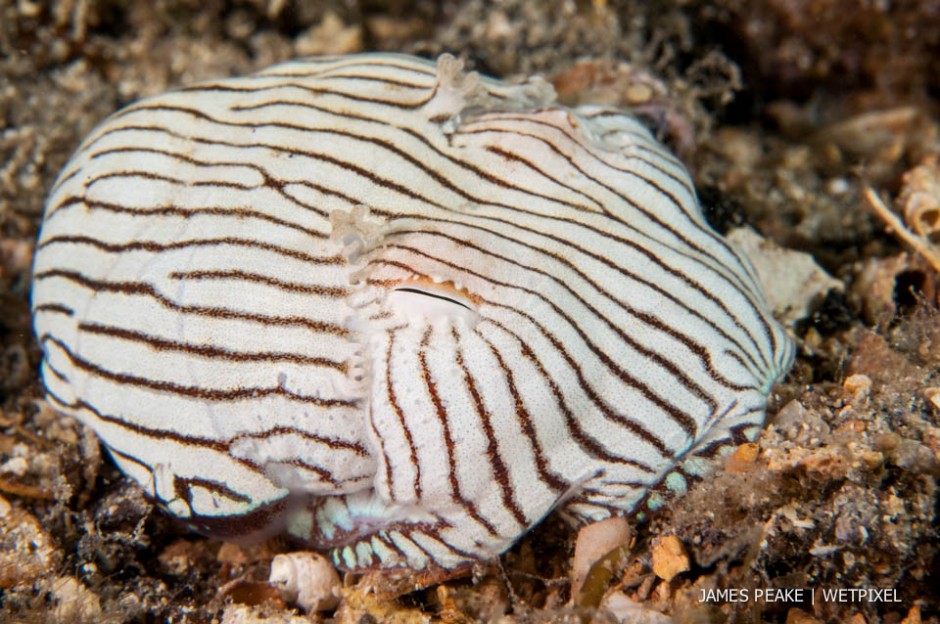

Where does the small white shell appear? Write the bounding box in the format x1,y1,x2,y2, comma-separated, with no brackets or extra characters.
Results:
269,551,340,612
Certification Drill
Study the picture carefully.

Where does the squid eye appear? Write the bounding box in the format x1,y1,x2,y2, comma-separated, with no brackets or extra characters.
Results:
394,287,474,311
387,284,478,324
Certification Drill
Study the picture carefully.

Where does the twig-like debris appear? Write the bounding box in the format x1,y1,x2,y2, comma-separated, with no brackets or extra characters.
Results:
864,186,940,274
0,476,53,500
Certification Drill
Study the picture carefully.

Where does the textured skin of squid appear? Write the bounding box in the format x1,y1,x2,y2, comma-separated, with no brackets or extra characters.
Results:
32,53,794,570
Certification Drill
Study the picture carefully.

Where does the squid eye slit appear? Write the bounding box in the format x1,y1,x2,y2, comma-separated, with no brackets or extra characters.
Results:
387,283,479,324
393,287,475,312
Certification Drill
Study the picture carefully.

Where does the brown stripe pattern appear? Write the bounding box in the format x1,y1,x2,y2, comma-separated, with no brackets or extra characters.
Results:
32,53,794,571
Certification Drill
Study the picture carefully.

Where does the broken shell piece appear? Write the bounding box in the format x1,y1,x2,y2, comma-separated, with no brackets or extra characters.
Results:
726,227,843,328
812,107,930,164
571,516,632,604
725,442,760,473
601,592,672,624
220,578,285,608
651,535,690,582
853,253,916,326
843,374,873,396
900,155,940,242
865,187,940,274
269,551,341,612
925,388,940,414
50,576,103,623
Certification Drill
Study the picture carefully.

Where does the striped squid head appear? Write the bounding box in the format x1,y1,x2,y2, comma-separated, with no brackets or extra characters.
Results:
318,206,548,560
333,206,485,335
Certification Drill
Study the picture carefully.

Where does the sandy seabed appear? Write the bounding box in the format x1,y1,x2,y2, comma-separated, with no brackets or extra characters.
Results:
1,1,938,622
